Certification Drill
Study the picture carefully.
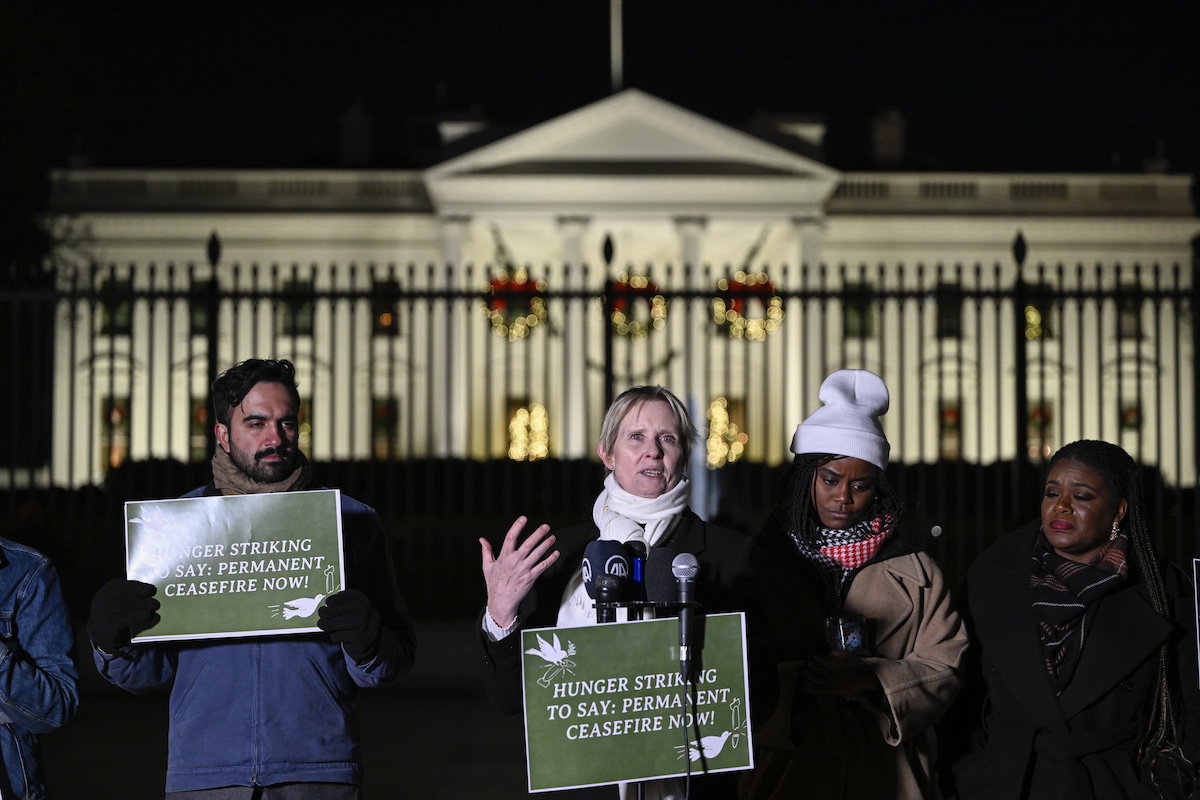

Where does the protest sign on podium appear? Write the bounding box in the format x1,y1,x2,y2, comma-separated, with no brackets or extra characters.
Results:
521,612,753,792
124,489,345,642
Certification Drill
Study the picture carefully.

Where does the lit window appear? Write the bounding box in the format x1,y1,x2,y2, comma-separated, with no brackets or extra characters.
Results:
100,278,133,335
1027,404,1053,461
279,280,315,337
189,279,219,336
842,283,874,339
372,397,399,458
1117,292,1142,340
190,397,209,462
372,280,401,336
939,403,961,461
936,283,963,340
101,396,130,470
1120,403,1141,431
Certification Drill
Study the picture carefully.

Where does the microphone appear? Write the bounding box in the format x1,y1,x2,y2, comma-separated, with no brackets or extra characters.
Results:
582,540,631,599
644,548,676,605
594,574,622,624
626,538,647,618
672,553,700,681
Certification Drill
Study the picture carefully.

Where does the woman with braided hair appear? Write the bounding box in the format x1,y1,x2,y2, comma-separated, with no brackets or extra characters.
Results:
952,439,1200,798
741,370,968,800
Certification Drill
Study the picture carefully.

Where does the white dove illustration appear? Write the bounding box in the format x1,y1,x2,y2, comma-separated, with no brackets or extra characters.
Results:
525,633,570,665
127,505,171,531
270,594,325,619
678,731,733,762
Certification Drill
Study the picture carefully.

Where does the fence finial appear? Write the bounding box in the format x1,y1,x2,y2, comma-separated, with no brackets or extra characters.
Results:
1012,231,1027,267
206,231,222,267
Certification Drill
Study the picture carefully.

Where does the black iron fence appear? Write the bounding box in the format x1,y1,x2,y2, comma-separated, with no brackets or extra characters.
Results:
2,258,1197,619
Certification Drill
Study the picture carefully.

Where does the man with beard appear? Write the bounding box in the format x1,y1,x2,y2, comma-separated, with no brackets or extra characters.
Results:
86,359,417,799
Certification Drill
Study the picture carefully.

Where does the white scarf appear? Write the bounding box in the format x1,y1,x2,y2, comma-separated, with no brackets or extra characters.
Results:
560,474,691,800
556,474,689,628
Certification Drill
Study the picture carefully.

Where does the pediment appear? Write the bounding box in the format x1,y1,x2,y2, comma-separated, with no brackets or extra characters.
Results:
424,89,840,217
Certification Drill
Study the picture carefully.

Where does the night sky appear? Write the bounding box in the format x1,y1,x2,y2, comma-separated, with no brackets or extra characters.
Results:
7,1,1200,177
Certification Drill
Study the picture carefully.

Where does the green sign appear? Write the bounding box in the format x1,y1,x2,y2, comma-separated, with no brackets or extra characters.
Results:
125,489,345,642
521,612,753,792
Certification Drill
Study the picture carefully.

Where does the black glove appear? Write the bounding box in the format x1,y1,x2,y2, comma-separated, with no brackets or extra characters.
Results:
318,589,381,664
87,578,160,654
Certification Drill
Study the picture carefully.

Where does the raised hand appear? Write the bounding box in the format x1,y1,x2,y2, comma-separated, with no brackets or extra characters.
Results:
480,516,559,629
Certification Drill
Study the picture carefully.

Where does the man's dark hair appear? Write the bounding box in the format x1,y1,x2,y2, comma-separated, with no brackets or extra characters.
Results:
211,359,301,426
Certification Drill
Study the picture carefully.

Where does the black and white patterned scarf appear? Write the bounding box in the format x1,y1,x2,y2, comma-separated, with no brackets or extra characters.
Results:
1031,530,1129,691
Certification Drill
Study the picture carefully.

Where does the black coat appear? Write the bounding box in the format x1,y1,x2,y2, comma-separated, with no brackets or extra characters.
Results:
478,508,759,715
952,522,1200,800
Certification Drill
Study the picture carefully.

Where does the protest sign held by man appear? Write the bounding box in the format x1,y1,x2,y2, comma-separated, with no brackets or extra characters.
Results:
88,358,417,799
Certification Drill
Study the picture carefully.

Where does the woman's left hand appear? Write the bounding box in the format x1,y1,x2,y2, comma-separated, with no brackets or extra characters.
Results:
480,516,559,629
798,650,881,696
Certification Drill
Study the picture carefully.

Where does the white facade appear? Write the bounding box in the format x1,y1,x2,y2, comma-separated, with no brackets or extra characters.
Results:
38,90,1200,489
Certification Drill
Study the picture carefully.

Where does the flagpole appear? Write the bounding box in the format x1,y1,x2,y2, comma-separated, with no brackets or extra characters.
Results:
610,0,623,93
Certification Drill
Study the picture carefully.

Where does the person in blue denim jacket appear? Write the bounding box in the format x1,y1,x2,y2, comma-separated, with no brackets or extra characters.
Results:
86,359,416,799
0,535,81,799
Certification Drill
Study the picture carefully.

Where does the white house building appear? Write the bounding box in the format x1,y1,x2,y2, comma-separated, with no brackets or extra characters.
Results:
38,89,1200,491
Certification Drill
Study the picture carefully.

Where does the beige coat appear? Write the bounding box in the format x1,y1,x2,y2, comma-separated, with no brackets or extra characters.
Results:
742,543,968,800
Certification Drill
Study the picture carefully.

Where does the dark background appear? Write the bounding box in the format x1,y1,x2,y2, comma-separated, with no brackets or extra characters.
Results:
5,1,1199,260
5,1,1199,174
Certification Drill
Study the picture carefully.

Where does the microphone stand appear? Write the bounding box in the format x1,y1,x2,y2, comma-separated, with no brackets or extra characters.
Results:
594,576,620,625
593,581,649,800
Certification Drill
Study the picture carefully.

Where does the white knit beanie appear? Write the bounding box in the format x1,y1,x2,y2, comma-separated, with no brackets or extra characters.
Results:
790,370,891,470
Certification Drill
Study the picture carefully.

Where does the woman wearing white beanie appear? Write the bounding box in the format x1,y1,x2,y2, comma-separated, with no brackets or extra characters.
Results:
741,369,968,800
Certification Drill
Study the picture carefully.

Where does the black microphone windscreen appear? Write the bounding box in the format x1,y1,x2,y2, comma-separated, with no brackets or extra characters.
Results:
595,573,623,599
582,540,631,599
627,538,647,560
644,548,675,604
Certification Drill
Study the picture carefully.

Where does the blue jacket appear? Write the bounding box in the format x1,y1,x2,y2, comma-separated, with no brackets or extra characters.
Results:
93,487,417,791
0,537,81,800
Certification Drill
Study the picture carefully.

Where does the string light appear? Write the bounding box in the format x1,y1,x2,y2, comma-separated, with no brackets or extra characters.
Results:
482,268,549,341
609,271,668,341
509,403,549,461
706,397,747,468
712,271,784,340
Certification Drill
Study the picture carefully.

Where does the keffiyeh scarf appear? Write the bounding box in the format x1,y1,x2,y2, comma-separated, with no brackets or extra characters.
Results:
1031,530,1129,690
789,511,896,615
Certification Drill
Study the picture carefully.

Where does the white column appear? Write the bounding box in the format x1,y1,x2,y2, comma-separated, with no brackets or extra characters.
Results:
673,216,707,403
787,216,825,443
673,216,714,519
792,215,824,270
438,216,471,457
559,216,591,458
